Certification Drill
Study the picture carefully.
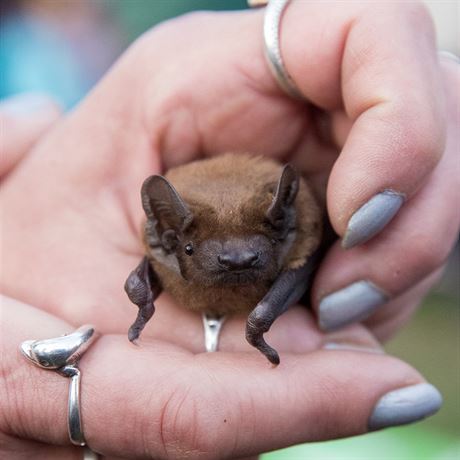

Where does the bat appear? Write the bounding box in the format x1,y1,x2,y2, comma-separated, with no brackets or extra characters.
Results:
125,153,323,364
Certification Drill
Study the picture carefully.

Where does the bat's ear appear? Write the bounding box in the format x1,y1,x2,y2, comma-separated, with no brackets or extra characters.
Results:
267,164,299,225
141,175,193,236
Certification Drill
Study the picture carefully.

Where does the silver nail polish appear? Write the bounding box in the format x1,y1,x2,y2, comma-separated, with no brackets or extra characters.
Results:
319,280,388,331
368,383,443,431
342,190,405,249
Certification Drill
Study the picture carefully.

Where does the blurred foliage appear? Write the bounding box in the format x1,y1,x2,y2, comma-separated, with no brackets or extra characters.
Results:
386,294,459,436
263,425,459,460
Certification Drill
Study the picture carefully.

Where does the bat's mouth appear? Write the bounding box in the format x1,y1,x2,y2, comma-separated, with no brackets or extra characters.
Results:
212,268,264,286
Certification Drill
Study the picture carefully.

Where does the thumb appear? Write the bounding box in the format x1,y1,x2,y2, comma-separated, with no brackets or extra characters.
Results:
0,93,61,177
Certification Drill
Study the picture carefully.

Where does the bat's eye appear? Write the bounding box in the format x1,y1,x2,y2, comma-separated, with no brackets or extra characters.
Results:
184,243,194,256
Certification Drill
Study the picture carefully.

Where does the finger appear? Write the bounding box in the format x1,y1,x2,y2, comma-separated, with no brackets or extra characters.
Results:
0,93,61,176
0,432,80,460
279,2,446,246
118,3,445,256
365,267,445,342
312,62,460,331
2,297,442,459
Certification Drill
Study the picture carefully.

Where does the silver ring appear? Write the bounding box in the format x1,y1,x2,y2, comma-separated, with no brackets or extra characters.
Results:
20,325,99,447
250,0,305,100
202,313,226,352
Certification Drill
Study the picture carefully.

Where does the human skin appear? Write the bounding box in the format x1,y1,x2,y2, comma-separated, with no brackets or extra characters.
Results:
1,2,459,459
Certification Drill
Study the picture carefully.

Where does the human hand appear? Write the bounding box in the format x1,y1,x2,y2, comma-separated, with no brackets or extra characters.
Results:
0,93,61,176
2,2,458,344
0,2,458,456
1,295,441,459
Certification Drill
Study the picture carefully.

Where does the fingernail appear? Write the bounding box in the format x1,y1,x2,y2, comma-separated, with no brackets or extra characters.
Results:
342,190,405,249
438,50,460,64
319,280,388,331
368,383,443,431
0,93,57,118
323,342,384,354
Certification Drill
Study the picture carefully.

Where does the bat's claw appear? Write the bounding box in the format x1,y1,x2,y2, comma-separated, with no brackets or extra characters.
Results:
128,326,141,344
266,347,280,366
249,334,280,366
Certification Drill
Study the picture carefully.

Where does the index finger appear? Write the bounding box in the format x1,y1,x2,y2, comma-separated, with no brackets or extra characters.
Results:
280,2,445,246
0,93,61,177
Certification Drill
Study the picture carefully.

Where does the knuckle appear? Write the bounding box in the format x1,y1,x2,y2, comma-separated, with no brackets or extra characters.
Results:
0,361,29,437
155,382,226,459
361,1,434,32
246,311,271,339
404,1,435,33
401,129,443,173
160,10,217,30
372,102,445,176
408,111,445,164
369,1,435,34
250,311,265,329
133,10,217,53
405,233,451,274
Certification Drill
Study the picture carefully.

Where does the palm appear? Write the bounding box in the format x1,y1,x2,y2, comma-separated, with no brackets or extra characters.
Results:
0,46,339,355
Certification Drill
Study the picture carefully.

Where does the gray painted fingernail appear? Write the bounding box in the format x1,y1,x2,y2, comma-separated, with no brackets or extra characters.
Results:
319,280,388,331
342,190,405,249
368,383,443,431
438,50,460,64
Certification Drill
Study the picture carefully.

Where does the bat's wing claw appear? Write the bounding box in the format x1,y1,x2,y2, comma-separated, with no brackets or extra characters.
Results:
125,256,161,342
246,318,280,365
128,327,140,344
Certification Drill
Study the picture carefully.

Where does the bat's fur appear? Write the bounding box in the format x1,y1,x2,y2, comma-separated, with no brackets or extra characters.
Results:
142,153,322,316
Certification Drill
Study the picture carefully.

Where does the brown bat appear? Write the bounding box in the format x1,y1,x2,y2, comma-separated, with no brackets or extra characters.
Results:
125,153,323,364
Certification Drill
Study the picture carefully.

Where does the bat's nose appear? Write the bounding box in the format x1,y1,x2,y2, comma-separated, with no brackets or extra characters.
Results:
218,250,260,271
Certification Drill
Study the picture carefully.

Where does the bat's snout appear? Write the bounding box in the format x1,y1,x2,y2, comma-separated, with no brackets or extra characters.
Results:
217,249,260,271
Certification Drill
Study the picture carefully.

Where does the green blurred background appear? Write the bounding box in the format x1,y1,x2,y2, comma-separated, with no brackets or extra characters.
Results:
1,1,458,458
